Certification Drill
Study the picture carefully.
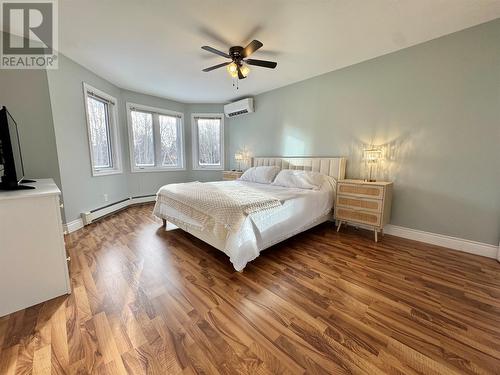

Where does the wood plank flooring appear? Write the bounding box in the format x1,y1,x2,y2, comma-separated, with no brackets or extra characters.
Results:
1,203,500,374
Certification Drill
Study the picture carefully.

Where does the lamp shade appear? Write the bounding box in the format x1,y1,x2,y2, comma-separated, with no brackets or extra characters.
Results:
364,148,382,163
234,153,244,161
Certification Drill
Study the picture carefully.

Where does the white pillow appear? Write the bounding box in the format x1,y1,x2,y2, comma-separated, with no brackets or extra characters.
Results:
272,169,325,190
239,166,280,184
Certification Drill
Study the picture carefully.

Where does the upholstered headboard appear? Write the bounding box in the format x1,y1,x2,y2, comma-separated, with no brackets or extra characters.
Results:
252,157,347,180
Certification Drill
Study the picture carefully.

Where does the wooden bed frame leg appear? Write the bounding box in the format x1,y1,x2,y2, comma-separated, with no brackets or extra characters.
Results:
162,219,167,228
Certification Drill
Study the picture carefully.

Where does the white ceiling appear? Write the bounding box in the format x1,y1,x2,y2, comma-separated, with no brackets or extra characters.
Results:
57,0,500,103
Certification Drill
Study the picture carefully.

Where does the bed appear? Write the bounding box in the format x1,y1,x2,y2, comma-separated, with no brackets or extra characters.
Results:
153,157,347,271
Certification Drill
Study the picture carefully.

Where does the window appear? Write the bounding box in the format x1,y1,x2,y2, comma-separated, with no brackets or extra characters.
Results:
192,114,224,170
83,83,122,176
127,103,185,172
131,111,154,167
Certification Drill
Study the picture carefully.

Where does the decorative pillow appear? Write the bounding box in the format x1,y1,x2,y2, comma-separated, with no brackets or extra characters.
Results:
239,166,281,184
272,169,325,190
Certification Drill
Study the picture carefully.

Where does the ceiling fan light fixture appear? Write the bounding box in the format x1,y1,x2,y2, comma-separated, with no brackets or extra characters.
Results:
202,40,275,84
227,62,238,76
240,64,250,77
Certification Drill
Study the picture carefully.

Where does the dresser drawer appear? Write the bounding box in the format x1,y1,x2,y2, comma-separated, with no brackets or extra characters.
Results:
336,208,381,226
336,195,382,213
338,183,384,199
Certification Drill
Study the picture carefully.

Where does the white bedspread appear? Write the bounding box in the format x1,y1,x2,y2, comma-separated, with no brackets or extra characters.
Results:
156,181,282,240
154,179,335,271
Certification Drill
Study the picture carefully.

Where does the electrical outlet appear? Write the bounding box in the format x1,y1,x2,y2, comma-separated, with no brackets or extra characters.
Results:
103,193,109,202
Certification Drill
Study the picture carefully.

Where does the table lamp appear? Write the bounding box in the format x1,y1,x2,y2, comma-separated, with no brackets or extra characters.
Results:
364,148,382,182
234,153,244,171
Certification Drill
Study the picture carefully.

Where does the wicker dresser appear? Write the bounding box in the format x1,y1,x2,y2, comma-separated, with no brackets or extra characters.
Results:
335,179,393,242
223,170,244,181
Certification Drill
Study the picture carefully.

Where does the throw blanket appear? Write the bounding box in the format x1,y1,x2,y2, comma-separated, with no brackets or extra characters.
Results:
156,181,282,239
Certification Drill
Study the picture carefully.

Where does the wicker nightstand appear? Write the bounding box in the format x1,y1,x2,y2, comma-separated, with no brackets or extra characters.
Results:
334,179,393,242
223,170,244,181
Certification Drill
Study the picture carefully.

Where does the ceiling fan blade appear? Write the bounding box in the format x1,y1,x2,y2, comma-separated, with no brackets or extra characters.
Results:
242,40,263,58
237,65,245,79
202,61,231,72
201,45,230,58
245,59,277,69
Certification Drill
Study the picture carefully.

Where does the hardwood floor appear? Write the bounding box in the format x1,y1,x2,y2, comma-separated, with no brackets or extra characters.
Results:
1,204,500,374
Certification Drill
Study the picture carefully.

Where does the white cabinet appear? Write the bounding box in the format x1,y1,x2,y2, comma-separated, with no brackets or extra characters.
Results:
0,179,71,317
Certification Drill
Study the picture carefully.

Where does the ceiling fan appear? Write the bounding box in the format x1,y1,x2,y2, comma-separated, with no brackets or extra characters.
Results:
201,40,277,80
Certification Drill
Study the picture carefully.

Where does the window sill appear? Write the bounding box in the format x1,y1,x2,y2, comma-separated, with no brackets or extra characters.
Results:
92,169,123,177
131,167,187,173
192,167,225,171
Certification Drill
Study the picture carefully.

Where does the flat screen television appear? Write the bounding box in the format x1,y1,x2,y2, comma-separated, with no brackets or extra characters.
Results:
0,106,34,190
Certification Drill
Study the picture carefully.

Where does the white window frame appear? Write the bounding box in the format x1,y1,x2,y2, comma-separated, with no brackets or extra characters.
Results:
191,113,225,171
83,82,122,177
126,102,185,173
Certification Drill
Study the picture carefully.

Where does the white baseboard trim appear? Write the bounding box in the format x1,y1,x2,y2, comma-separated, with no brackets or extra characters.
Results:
63,218,84,234
63,195,156,234
384,224,499,259
130,195,157,205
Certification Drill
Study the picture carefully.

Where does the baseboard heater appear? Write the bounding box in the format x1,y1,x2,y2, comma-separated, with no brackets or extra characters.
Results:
81,194,156,226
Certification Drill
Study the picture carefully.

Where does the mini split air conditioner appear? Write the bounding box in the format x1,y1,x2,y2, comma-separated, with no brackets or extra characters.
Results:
224,98,254,118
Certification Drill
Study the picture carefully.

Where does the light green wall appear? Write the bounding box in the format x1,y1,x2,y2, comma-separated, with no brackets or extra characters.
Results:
0,33,61,189
46,55,224,222
229,20,500,245
47,55,129,222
